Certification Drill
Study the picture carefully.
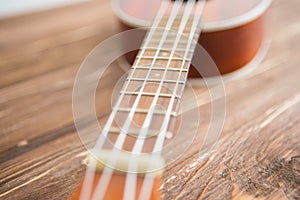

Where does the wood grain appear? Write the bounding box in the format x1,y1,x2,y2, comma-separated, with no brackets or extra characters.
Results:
0,0,299,199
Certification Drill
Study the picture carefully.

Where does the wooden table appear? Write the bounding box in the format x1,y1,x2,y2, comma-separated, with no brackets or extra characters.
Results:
0,0,299,199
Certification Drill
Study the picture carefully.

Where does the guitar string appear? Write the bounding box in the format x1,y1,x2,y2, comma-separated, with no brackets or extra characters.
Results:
78,1,171,199
90,1,184,200
138,1,206,199
123,1,196,200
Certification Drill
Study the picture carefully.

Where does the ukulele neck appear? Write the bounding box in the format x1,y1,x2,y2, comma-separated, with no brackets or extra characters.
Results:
73,1,205,200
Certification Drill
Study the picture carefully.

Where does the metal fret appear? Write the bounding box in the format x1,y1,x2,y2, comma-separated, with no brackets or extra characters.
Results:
136,55,191,62
132,66,189,72
140,46,194,53
127,77,185,84
146,41,198,48
151,26,201,33
115,107,177,117
155,27,198,31
120,91,181,99
159,16,195,23
149,38,198,44
108,126,173,138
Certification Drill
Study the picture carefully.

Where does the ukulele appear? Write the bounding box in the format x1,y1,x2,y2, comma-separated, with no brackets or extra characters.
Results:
71,0,271,199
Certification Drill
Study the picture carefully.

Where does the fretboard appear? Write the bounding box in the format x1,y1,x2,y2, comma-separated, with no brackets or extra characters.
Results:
112,14,203,148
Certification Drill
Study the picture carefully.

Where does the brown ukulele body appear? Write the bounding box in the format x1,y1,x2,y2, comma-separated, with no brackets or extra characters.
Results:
114,0,271,77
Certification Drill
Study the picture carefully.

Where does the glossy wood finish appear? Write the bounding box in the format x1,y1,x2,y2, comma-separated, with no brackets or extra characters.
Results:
117,0,269,76
0,0,299,199
194,13,266,75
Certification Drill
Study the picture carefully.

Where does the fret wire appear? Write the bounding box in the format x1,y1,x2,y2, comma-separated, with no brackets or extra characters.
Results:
140,46,194,53
132,66,189,72
108,126,174,137
85,1,172,200
127,77,186,84
159,17,196,26
149,25,201,34
149,37,199,42
126,68,187,96
160,15,195,22
136,55,191,62
150,27,201,36
148,28,201,39
139,40,199,59
137,48,194,60
114,107,177,117
147,41,198,47
146,40,199,49
120,91,181,99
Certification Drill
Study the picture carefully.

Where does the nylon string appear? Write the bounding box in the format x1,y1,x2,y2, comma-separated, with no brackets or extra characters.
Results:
138,1,206,199
78,1,171,199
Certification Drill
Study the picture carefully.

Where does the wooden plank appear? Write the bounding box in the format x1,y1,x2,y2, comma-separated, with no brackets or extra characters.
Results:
0,0,299,199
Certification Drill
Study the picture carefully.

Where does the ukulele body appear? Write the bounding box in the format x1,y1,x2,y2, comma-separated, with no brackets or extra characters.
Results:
113,0,272,77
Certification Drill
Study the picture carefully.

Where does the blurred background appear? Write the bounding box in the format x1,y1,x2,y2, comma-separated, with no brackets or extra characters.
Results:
0,0,299,199
0,0,88,18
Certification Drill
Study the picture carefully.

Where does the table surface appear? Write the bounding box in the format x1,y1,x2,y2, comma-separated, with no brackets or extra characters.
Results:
0,0,299,199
